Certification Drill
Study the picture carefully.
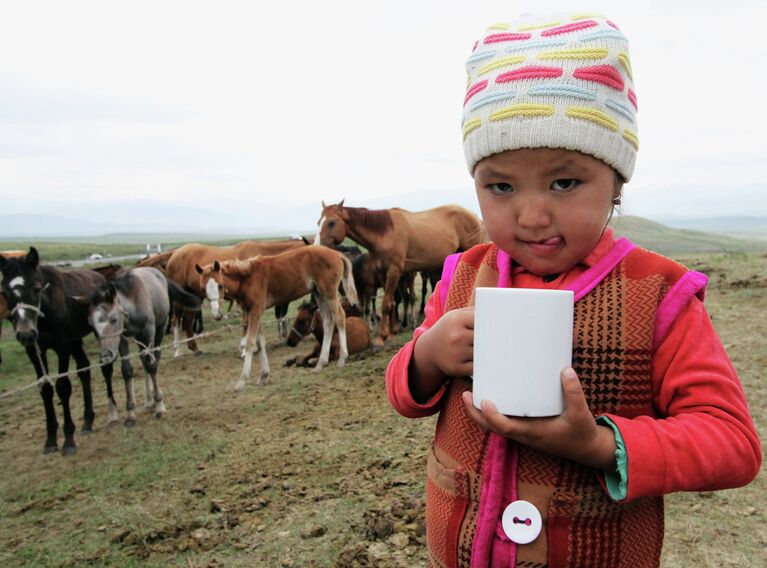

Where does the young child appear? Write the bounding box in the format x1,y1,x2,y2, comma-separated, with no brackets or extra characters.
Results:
386,12,762,568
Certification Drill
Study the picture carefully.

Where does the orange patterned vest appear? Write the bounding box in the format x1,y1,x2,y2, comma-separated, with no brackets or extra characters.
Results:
426,242,695,568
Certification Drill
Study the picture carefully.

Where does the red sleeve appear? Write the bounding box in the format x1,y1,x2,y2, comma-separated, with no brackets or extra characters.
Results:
386,280,449,418
604,298,762,502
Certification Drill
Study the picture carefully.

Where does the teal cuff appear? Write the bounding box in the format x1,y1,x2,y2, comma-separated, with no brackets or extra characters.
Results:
596,415,628,501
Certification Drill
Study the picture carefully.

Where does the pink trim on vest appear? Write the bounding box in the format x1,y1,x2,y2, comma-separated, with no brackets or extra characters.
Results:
471,435,518,567
439,253,462,312
652,270,707,351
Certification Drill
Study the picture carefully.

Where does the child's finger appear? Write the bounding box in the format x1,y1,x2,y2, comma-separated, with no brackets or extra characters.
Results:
560,367,588,415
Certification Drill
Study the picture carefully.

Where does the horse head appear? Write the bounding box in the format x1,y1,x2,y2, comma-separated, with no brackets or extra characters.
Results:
195,261,226,320
0,247,46,346
286,300,318,347
86,282,126,364
318,200,348,247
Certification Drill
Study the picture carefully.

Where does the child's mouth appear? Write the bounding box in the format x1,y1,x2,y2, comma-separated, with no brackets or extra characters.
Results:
524,236,563,255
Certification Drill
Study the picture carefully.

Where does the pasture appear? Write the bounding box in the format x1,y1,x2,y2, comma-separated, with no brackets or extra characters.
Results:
0,251,765,567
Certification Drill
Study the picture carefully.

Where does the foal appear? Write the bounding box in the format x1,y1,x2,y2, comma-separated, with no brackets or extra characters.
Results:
196,246,358,391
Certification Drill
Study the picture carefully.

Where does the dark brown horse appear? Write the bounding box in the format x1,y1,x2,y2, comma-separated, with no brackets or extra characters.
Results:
318,201,486,344
0,248,116,454
286,299,370,367
195,246,358,390
166,239,308,356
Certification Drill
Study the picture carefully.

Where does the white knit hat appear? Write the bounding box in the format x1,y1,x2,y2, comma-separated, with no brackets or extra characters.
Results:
462,12,638,181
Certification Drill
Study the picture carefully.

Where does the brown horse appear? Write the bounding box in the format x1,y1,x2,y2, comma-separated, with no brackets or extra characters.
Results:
317,201,485,344
165,239,308,356
286,299,370,367
136,250,174,271
195,246,358,391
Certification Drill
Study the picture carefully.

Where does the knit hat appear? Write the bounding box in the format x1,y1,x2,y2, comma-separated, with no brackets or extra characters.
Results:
462,12,638,181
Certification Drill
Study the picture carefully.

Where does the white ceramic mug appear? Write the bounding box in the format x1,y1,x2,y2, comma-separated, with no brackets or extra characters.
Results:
473,287,574,417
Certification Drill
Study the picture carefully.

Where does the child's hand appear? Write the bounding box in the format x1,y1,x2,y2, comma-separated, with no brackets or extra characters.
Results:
416,306,474,377
410,307,474,402
461,367,618,471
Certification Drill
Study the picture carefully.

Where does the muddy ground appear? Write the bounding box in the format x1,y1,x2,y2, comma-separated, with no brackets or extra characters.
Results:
0,252,765,567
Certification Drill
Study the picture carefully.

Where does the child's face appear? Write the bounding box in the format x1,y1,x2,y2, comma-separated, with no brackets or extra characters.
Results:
474,148,617,276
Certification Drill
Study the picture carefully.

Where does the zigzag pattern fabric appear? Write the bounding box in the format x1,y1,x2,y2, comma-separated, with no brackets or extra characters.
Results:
462,13,639,181
423,243,699,566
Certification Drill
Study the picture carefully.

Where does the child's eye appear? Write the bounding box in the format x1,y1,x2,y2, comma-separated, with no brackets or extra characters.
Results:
551,179,579,192
487,183,513,195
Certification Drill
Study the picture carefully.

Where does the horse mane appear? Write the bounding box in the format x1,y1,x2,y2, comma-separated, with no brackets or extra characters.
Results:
344,207,393,235
220,256,260,277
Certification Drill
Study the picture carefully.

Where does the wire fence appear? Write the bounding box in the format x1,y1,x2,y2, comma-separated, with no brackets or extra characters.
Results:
0,310,282,403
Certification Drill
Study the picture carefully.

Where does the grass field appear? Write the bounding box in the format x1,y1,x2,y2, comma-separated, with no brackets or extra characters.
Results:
0,250,765,567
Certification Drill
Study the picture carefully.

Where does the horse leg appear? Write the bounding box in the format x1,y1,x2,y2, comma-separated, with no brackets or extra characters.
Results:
140,327,166,418
255,325,270,385
27,345,58,453
313,298,334,371
119,337,137,427
172,306,183,358
71,341,96,432
235,309,263,391
183,309,202,355
377,269,401,345
54,348,77,455
333,300,349,367
95,346,119,424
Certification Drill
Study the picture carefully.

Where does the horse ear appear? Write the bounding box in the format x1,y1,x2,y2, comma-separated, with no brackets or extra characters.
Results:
213,261,221,272
0,255,7,271
338,198,345,209
26,247,40,269
195,264,203,274
106,283,117,302
321,200,326,208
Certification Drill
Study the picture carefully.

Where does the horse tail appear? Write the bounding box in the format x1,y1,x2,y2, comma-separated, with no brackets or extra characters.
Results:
167,280,202,311
340,254,359,307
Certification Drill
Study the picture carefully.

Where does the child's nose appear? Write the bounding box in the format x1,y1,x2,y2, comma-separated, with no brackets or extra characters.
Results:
516,196,551,229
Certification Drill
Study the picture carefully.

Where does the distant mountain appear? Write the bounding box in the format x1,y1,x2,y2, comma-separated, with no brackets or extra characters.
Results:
653,216,767,238
610,215,762,255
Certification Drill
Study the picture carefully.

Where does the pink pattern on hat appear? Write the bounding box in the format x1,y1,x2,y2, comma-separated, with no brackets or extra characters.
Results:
496,65,563,83
628,89,638,110
541,20,598,36
573,65,625,90
464,80,489,106
484,32,532,44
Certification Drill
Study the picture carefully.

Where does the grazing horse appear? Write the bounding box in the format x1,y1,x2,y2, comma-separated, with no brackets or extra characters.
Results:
85,267,200,425
166,239,308,356
286,299,370,367
195,246,358,391
318,201,486,344
0,247,115,455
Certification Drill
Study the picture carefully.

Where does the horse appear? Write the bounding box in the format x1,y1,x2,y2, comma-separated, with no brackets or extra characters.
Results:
318,201,486,344
166,239,308,357
195,245,358,391
136,250,174,271
286,299,370,367
83,266,201,425
418,267,442,317
0,247,116,455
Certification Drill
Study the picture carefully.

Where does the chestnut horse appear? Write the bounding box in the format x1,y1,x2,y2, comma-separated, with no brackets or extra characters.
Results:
317,201,485,344
286,299,370,367
195,246,358,391
165,239,308,356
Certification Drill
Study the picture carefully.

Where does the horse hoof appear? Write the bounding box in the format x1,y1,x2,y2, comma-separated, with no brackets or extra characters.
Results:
194,351,204,357
81,428,92,435
154,411,165,419
124,418,136,428
62,445,77,456
43,445,59,455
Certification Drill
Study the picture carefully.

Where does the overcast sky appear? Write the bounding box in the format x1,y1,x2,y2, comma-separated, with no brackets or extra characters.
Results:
2,0,766,230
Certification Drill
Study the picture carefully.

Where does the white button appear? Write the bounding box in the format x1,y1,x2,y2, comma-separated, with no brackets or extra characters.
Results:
501,500,542,544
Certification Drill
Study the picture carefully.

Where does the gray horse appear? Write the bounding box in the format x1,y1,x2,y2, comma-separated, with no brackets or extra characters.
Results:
86,266,199,426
